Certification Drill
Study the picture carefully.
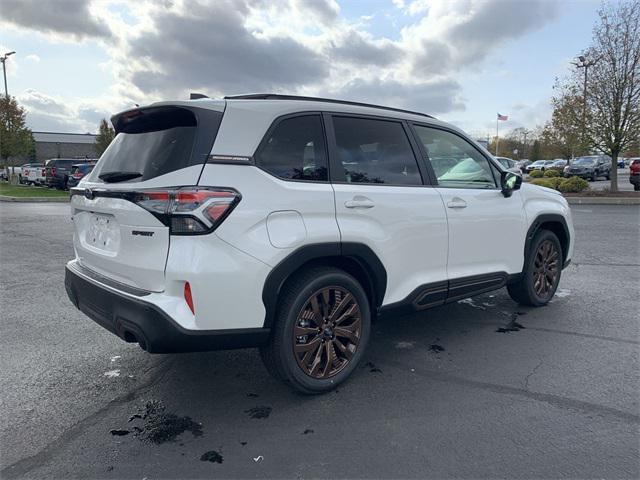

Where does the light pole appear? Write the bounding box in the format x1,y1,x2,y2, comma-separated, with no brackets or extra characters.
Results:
571,54,598,153
1,51,16,97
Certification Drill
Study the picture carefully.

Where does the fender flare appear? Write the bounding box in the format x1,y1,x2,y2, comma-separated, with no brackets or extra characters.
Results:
261,242,387,328
523,214,570,270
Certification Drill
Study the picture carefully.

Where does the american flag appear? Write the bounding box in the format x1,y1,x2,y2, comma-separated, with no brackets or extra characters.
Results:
497,113,508,121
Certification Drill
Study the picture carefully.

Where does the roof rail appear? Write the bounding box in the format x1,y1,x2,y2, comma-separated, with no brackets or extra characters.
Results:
223,93,434,119
190,92,209,100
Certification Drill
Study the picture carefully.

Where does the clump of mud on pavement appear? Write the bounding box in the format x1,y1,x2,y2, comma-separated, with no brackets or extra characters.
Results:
200,450,223,463
496,312,527,333
245,406,272,419
128,400,203,444
364,361,382,373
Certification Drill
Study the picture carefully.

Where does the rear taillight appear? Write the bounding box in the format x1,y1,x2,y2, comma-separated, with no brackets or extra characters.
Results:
133,187,241,235
73,172,83,179
41,168,45,176
50,167,56,177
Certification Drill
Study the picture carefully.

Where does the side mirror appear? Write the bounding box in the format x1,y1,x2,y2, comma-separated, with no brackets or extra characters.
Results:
501,171,522,198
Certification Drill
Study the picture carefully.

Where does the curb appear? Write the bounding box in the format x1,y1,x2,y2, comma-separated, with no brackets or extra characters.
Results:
565,196,640,205
0,195,70,203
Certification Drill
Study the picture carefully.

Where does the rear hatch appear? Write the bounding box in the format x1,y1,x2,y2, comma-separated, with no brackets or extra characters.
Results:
70,103,224,292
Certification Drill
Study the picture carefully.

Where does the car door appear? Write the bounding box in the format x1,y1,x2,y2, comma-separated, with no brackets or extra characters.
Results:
411,124,527,291
327,114,449,307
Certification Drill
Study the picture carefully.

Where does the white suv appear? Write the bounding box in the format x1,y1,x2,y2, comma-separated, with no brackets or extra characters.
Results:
65,94,574,393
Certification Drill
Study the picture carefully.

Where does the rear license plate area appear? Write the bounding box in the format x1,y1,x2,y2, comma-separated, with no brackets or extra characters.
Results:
86,213,119,251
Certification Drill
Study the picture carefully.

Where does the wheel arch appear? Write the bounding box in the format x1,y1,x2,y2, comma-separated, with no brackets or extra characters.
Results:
524,214,570,270
261,242,387,328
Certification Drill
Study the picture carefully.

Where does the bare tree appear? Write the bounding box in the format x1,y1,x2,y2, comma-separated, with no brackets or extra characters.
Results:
584,0,640,192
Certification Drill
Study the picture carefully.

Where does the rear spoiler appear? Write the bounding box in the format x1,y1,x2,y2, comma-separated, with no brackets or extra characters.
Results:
110,106,196,134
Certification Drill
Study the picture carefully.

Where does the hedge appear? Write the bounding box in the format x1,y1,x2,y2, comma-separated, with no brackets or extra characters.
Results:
557,176,589,193
530,178,562,189
529,170,544,178
529,176,589,193
544,169,560,177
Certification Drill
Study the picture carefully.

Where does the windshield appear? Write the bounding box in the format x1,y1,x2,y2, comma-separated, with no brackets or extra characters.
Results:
574,157,598,165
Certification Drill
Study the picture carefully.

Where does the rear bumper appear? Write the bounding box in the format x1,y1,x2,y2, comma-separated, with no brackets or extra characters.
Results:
65,262,270,353
630,175,640,186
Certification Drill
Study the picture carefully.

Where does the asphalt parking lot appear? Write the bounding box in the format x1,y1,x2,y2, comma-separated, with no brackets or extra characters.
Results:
1,202,638,479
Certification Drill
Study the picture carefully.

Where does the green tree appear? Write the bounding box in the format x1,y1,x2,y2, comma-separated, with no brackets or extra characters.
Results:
529,139,542,161
95,118,115,156
0,96,35,181
541,84,586,161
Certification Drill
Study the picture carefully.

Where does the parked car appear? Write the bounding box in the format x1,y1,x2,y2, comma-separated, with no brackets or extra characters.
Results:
495,156,517,170
45,158,87,189
22,163,45,185
67,163,97,188
549,159,568,173
629,158,640,191
563,155,611,181
618,157,627,168
65,94,574,394
526,160,554,173
4,165,21,181
515,159,531,174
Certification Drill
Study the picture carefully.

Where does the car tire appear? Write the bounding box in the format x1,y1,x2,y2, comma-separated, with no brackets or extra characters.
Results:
591,171,597,181
634,184,640,191
507,229,563,307
260,266,371,394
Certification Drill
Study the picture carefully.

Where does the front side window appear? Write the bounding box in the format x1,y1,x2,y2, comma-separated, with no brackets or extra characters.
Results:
332,116,422,185
413,125,497,189
255,115,328,181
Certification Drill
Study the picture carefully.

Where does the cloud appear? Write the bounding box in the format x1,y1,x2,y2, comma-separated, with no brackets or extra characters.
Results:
408,0,559,75
325,77,465,115
125,0,329,97
332,30,403,67
8,0,562,133
0,0,111,39
292,0,339,24
25,54,41,63
18,89,112,132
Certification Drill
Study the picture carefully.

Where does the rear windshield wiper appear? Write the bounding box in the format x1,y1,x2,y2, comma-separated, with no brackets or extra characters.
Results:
98,171,143,183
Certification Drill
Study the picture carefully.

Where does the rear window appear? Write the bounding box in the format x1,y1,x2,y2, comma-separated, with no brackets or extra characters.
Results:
72,165,92,174
94,106,222,183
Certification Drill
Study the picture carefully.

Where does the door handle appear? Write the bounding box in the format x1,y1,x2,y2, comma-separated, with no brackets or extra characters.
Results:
446,197,467,209
345,196,375,209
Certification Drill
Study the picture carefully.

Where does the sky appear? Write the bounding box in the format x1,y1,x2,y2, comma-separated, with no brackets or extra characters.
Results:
0,0,601,138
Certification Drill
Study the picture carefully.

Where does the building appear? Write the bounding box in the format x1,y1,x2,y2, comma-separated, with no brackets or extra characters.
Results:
33,131,98,162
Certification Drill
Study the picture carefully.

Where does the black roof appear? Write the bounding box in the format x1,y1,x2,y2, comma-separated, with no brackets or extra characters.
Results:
223,93,435,119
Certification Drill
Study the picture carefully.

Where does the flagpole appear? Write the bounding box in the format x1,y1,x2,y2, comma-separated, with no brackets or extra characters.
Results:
495,114,499,155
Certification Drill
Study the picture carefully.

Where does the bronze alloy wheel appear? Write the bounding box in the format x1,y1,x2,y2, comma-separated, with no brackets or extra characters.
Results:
533,239,559,297
293,286,362,379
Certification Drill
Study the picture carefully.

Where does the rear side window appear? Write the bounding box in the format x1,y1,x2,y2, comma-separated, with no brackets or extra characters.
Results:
413,125,497,189
95,106,222,183
255,115,328,181
332,117,422,185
